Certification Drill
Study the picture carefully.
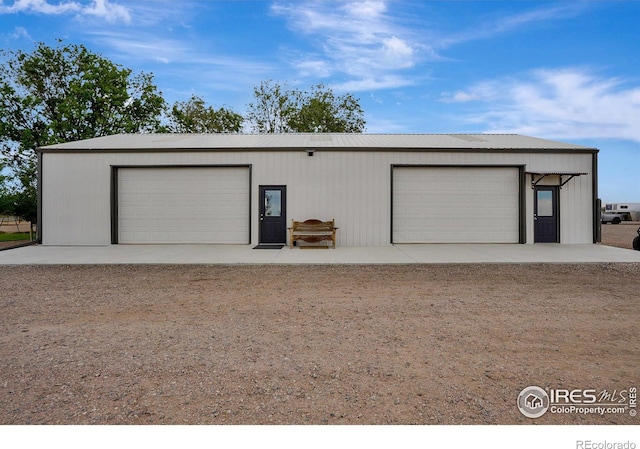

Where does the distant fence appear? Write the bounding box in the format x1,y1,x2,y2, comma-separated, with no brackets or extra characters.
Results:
0,216,33,232
0,216,23,223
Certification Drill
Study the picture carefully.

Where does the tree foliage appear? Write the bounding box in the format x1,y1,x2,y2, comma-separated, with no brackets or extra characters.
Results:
0,41,165,180
0,41,165,152
0,41,166,225
245,80,295,133
165,95,243,133
290,83,365,133
0,176,13,217
246,80,365,133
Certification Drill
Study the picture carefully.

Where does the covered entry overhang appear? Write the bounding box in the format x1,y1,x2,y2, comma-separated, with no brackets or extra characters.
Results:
528,172,588,188
527,170,596,244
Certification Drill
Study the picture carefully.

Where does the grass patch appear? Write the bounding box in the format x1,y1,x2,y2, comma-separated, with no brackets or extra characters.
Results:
0,232,31,242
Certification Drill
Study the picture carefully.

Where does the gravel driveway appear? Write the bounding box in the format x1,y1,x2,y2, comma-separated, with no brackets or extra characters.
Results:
0,224,638,424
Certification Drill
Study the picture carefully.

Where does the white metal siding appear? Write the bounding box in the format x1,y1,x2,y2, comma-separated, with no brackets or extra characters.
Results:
117,167,249,244
41,153,112,245
40,150,594,246
393,167,520,243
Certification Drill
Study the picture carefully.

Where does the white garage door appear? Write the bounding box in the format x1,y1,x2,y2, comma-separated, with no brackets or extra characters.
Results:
118,167,250,244
393,166,520,243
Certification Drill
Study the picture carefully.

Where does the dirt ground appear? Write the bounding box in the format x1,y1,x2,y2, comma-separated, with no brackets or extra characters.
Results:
0,224,638,425
599,220,640,250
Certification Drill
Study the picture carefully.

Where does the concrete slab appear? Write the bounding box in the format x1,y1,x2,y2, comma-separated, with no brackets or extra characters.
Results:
1,243,640,265
395,244,640,263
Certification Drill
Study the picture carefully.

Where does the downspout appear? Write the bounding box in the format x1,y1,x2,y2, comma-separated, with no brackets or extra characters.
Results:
592,150,600,243
36,149,43,244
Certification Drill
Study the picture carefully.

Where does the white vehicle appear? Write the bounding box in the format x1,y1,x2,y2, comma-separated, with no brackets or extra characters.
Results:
601,212,626,224
604,203,640,221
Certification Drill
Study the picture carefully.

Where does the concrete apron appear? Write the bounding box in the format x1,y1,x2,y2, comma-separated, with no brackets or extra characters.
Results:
1,244,640,265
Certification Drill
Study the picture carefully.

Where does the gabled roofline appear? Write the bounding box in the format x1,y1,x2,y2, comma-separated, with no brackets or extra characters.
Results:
37,132,599,153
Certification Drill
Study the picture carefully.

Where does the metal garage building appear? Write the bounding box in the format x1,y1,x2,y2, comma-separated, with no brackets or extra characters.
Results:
37,133,599,246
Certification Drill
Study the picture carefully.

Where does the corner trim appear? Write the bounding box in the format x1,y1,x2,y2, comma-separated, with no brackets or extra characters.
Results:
37,152,43,243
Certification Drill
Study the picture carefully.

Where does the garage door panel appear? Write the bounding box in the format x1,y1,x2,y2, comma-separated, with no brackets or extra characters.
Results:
118,167,249,244
393,167,519,243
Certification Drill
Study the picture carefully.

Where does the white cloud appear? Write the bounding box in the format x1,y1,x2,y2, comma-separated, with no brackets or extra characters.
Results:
10,25,32,40
271,1,420,89
343,0,386,19
295,59,332,78
440,81,500,104
382,36,414,68
89,30,186,63
333,75,414,92
270,1,587,93
88,29,276,91
442,68,640,143
84,0,130,23
438,2,587,48
0,0,80,14
0,0,131,23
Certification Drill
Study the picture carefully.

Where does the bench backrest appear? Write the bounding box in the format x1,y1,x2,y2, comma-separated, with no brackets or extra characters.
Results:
291,219,335,231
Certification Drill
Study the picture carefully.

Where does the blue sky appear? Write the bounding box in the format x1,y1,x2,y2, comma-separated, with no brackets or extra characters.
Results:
1,0,639,203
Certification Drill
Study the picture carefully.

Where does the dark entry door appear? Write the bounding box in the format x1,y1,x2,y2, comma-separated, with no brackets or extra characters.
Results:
259,186,287,244
534,186,559,243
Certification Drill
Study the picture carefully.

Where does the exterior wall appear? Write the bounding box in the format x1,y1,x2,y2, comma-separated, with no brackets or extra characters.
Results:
41,153,113,245
40,149,595,246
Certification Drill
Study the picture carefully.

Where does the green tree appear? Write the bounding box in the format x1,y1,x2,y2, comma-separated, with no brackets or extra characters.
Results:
246,80,365,133
166,95,243,133
0,41,166,194
289,83,365,133
245,80,296,133
0,173,14,217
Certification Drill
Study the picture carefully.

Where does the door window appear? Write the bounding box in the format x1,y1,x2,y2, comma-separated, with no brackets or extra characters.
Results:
536,190,553,217
265,190,281,217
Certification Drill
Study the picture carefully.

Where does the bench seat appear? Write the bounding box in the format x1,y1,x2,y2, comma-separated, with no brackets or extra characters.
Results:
288,219,337,248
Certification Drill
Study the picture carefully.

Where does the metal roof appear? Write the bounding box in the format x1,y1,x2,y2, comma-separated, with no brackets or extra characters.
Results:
38,133,597,152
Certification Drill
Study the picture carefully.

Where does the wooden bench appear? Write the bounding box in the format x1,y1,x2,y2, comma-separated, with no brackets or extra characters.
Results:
288,219,338,248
